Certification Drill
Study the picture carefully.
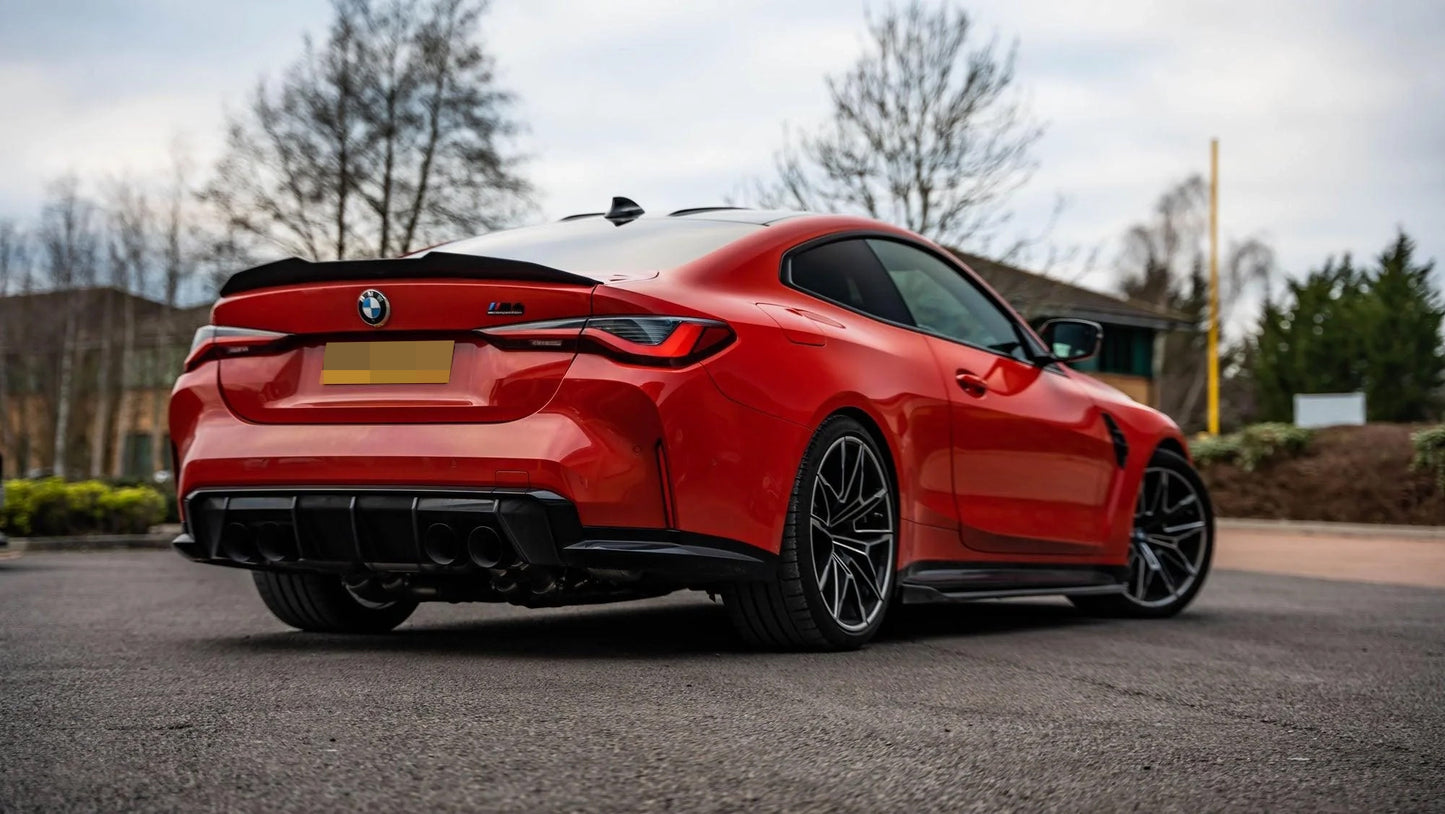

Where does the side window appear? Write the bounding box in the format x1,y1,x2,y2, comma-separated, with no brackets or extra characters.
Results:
788,239,915,325
867,239,1027,358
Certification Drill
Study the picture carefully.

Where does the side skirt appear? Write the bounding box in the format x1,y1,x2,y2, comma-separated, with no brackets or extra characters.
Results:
897,562,1128,604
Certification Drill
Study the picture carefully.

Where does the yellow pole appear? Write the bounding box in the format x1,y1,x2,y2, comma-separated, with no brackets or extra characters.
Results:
1207,139,1220,435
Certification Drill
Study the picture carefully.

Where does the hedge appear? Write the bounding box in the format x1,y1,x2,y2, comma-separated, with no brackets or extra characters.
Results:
0,478,168,537
1190,422,1314,472
1411,425,1445,490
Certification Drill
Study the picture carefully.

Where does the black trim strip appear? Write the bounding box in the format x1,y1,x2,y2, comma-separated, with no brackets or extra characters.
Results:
897,561,1127,604
902,583,1124,603
219,252,600,296
1102,412,1130,468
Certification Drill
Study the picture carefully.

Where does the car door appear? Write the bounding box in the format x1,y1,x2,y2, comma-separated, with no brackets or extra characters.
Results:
865,239,1119,556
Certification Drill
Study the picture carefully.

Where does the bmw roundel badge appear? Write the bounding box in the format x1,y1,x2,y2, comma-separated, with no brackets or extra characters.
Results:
358,289,390,327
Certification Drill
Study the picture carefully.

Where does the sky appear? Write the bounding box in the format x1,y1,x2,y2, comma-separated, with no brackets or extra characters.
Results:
0,0,1441,300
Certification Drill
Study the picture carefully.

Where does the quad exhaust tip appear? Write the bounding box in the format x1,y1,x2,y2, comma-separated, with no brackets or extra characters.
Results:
422,523,462,566
425,522,514,569
223,521,298,564
466,525,511,569
220,522,258,564
256,521,298,563
220,518,515,570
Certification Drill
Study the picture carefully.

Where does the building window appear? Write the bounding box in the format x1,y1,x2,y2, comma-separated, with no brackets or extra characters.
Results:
122,433,154,480
1062,324,1153,377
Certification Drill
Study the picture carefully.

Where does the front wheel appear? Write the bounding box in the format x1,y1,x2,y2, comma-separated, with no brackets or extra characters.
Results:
253,571,418,633
723,416,898,651
1071,447,1214,618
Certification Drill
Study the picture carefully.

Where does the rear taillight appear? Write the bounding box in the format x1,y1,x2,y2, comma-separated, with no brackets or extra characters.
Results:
184,325,290,371
479,316,734,367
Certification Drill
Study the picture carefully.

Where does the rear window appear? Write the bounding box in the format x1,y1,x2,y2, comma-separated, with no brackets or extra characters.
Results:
787,238,914,325
430,217,761,276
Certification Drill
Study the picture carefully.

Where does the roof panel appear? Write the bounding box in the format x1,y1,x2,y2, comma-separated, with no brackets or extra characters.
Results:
426,216,762,276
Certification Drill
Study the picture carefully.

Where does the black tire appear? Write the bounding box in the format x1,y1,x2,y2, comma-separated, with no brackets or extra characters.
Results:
722,415,898,651
252,571,417,633
1071,447,1214,619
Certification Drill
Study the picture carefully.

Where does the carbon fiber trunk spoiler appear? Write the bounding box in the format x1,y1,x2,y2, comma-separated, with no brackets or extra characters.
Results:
219,252,600,297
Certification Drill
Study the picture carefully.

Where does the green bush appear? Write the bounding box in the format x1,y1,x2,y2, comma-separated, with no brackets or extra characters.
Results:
0,478,169,537
98,487,169,534
1411,425,1445,490
1235,422,1314,471
1189,434,1241,468
1189,422,1314,472
107,477,180,524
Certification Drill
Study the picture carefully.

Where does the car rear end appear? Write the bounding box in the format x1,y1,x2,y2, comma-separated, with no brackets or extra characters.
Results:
169,225,807,608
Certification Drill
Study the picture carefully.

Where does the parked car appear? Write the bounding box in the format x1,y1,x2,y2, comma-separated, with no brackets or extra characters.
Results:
170,201,1214,650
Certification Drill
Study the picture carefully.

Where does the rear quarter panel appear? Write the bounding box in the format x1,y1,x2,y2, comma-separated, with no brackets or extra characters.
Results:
606,217,962,557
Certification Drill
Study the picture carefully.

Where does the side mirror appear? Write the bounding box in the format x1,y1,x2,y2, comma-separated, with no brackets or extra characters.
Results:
1038,319,1102,363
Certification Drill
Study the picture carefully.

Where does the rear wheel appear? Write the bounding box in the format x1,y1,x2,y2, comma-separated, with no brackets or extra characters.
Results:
1071,447,1214,618
723,416,897,650
253,571,418,633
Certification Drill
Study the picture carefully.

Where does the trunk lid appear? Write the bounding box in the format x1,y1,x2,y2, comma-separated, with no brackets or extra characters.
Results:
214,276,594,425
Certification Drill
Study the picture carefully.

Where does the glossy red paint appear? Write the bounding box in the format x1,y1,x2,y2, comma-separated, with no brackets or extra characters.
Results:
170,212,1187,575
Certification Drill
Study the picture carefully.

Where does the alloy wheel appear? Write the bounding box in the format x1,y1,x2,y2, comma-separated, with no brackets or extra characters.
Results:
1126,465,1210,608
808,436,896,633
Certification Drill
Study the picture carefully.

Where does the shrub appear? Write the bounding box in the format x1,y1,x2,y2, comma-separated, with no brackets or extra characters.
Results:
107,477,180,523
1190,434,1241,468
98,487,169,534
0,478,169,537
1411,425,1445,490
1189,422,1314,472
1235,422,1314,471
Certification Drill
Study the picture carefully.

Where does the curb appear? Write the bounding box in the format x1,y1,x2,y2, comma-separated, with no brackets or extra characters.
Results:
10,534,176,553
1218,518,1445,541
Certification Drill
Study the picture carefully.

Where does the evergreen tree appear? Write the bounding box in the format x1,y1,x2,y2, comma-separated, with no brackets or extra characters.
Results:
1252,231,1442,422
1359,233,1444,420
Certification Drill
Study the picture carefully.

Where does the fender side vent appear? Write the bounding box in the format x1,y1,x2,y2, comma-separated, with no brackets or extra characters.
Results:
1101,413,1129,468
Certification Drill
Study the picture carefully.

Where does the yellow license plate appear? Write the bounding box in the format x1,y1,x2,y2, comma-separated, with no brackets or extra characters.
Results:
321,340,454,385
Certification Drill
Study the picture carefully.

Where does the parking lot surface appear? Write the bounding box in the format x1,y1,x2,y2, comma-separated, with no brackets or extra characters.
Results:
2,550,1442,812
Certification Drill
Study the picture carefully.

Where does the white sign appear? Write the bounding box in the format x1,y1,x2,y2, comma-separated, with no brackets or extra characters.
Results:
1293,392,1366,428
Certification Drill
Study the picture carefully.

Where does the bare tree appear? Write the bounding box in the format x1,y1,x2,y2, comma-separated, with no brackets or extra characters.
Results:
151,149,199,475
743,1,1041,252
205,0,531,263
1118,176,1274,430
102,177,155,478
0,222,15,297
0,220,27,477
37,177,102,478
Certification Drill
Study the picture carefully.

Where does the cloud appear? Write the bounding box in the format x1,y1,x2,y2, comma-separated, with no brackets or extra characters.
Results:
0,0,1439,294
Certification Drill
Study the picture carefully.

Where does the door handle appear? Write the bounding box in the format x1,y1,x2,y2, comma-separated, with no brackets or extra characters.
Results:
956,371,988,398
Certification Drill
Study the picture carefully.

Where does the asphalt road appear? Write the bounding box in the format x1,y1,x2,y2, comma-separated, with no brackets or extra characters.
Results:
1,551,1442,813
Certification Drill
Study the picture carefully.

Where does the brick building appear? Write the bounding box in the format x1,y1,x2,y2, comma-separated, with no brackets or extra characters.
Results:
0,288,207,479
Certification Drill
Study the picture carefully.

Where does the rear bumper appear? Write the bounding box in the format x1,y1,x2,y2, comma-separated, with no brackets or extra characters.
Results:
174,487,775,582
170,353,809,556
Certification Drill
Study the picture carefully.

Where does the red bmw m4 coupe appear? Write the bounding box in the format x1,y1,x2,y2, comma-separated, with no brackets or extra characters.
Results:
170,200,1214,650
